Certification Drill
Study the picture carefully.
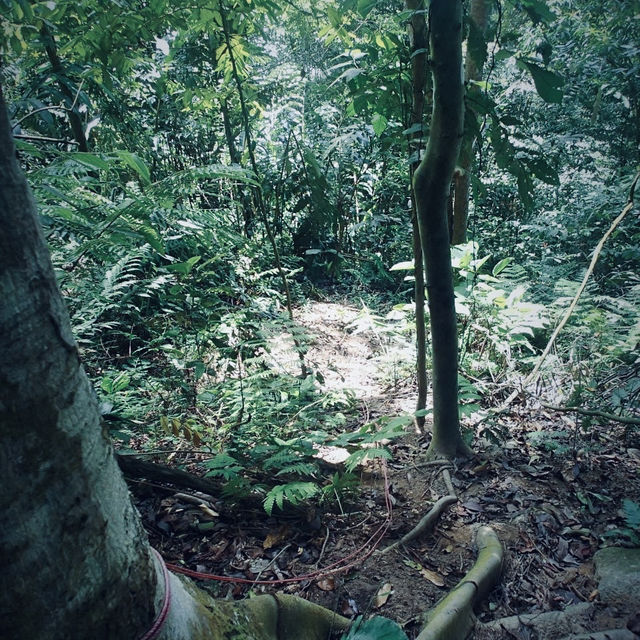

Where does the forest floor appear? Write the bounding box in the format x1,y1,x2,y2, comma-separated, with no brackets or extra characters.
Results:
129,298,640,639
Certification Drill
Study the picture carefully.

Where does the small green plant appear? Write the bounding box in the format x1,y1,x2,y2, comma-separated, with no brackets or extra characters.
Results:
341,615,408,640
604,499,640,546
527,429,571,455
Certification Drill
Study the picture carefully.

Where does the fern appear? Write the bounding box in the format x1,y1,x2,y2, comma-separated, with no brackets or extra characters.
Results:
204,453,245,481
263,482,319,515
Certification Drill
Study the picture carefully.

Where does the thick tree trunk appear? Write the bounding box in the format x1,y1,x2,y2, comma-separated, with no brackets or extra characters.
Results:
451,0,489,245
413,0,471,458
0,85,159,639
0,87,347,639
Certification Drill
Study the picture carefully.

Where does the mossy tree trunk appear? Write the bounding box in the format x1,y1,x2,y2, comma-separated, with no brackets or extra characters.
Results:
0,85,347,640
413,0,471,458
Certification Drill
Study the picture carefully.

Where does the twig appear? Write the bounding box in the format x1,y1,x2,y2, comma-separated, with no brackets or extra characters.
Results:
12,81,84,129
13,133,79,145
315,527,331,569
377,494,458,555
252,543,291,586
540,402,640,426
410,459,454,470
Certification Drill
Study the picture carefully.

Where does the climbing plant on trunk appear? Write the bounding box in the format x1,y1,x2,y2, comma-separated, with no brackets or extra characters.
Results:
413,0,472,458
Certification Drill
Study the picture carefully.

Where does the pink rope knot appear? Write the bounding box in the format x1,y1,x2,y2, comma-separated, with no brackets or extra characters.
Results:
139,548,171,640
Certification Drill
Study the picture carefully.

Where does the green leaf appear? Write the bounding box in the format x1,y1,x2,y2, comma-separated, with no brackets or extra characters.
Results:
344,447,391,472
402,123,426,137
519,0,556,24
357,0,377,18
517,59,564,103
390,260,414,271
70,152,110,171
492,257,513,276
342,615,408,640
165,255,201,275
527,156,559,185
116,151,151,185
372,113,388,137
623,499,640,530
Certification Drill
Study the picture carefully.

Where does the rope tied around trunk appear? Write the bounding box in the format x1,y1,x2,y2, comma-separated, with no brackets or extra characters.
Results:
139,548,171,640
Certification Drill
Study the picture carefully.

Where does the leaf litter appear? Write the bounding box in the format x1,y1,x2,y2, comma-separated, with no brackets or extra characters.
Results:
128,300,640,638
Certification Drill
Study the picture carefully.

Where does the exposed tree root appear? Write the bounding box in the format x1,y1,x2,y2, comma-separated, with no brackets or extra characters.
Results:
377,495,458,555
416,526,504,640
159,572,352,639
541,402,640,426
476,602,639,640
476,602,594,639
558,631,637,640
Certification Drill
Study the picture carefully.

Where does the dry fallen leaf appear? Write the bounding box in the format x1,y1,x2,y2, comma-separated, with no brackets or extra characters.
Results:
373,582,393,608
420,567,445,587
263,525,290,549
316,577,335,591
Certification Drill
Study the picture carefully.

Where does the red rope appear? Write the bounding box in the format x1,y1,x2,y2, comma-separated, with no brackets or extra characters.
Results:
164,462,393,585
139,548,171,640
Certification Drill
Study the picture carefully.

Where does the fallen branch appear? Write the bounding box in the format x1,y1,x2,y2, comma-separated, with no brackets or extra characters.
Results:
541,402,640,426
116,454,263,510
377,494,457,555
524,171,639,390
479,171,640,421
417,526,504,640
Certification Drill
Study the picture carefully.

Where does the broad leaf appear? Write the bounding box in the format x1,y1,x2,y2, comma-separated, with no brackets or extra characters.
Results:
342,615,408,640
517,59,564,103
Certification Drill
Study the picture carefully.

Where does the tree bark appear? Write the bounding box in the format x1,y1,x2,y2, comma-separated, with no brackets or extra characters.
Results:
451,0,489,245
413,0,471,458
0,84,158,639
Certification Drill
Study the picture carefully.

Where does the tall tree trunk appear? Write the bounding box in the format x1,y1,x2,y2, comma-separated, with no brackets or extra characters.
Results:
0,85,349,640
406,0,429,428
413,0,471,458
451,0,489,245
221,98,254,237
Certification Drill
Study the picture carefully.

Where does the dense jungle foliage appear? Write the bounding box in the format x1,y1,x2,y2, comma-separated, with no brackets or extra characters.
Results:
1,0,639,516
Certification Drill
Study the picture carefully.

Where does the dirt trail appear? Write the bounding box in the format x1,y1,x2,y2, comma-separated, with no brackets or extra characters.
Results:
269,300,418,418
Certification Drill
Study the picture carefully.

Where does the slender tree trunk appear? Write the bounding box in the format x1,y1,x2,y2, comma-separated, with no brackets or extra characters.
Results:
221,98,254,237
0,85,349,640
406,0,429,428
39,23,89,151
413,0,471,458
219,3,307,375
451,0,489,245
